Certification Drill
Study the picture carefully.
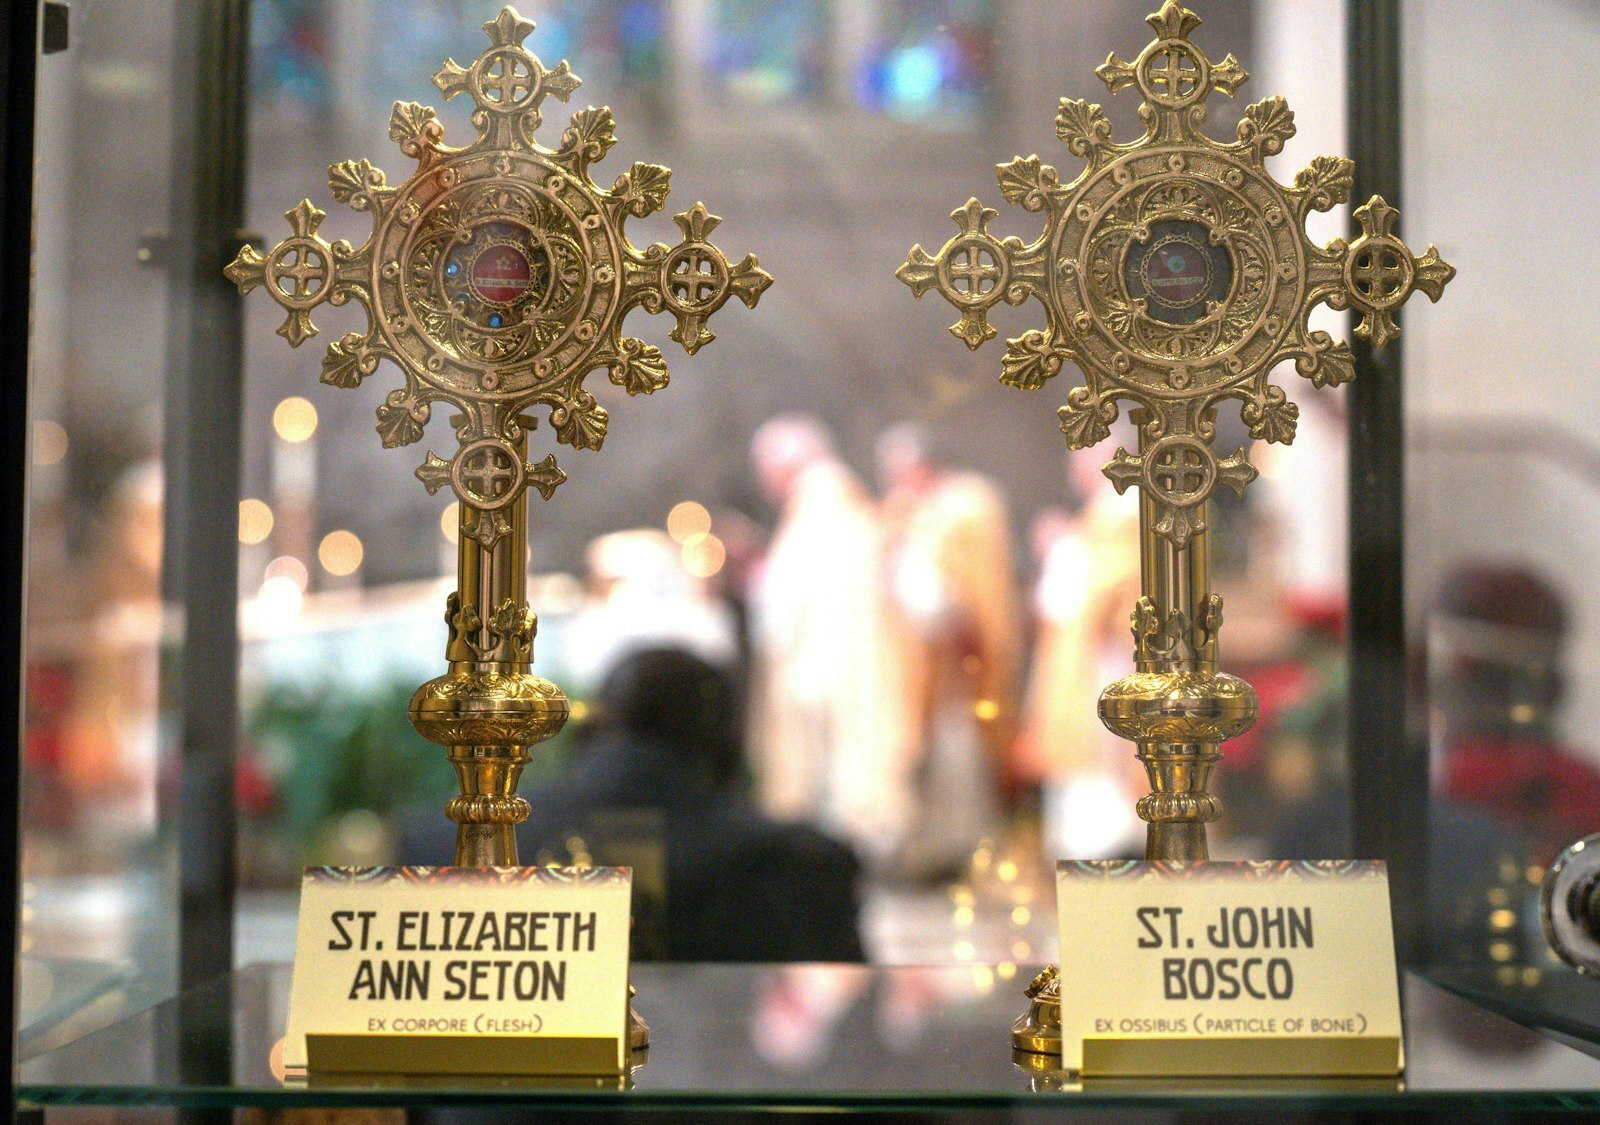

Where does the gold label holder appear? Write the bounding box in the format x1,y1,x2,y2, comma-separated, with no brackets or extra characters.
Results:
1081,1035,1401,1078
306,1032,624,1077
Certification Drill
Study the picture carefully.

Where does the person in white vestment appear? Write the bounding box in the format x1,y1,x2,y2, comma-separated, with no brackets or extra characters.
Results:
875,423,1021,879
1017,447,1145,859
748,415,912,864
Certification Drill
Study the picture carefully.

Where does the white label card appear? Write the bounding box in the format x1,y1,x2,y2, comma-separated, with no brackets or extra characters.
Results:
284,865,632,1076
1055,860,1403,1076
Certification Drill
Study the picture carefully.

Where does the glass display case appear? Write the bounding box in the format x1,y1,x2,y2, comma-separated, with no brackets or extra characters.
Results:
10,0,1600,1115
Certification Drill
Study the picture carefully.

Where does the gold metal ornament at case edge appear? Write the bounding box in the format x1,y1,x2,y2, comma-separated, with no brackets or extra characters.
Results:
1011,965,1063,1056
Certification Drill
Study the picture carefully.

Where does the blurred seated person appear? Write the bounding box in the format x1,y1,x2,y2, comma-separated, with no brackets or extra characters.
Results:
524,647,864,962
1268,562,1591,967
1432,563,1600,864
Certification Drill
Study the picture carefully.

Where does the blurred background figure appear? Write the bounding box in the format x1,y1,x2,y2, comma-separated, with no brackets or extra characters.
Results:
876,422,1020,880
519,647,864,962
564,527,739,687
1429,563,1600,864
747,415,912,866
57,460,165,862
1016,446,1143,860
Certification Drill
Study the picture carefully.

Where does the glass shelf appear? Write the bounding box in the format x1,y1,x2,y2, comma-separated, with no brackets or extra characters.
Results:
18,962,1600,1112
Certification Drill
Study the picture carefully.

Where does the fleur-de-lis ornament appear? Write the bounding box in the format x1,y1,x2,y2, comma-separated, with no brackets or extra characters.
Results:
227,8,770,891
900,1,1452,876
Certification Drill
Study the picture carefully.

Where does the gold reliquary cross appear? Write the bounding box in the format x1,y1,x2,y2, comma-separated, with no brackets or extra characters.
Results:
227,7,771,867
899,0,1453,862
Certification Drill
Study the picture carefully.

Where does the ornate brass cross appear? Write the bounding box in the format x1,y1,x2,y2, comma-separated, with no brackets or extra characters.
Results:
228,7,771,867
900,1,1452,862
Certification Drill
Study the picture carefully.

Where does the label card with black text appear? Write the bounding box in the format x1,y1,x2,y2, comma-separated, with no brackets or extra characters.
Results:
1055,860,1402,1077
284,866,633,1076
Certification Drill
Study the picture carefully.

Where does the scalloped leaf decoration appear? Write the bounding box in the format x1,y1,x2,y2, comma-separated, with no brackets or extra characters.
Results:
1000,330,1065,390
388,101,441,156
1244,394,1299,444
328,159,387,208
553,396,608,450
376,400,427,447
610,338,670,396
321,333,378,389
1058,399,1112,450
1297,331,1356,388
561,106,617,166
1054,98,1113,161
612,161,671,217
1294,155,1354,210
1237,96,1295,158
996,155,1059,213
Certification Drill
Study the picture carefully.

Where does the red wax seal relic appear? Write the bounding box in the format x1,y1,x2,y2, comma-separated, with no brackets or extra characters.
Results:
1143,237,1210,308
471,245,532,304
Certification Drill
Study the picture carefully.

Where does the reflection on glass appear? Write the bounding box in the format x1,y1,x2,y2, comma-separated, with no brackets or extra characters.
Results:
1404,0,1600,981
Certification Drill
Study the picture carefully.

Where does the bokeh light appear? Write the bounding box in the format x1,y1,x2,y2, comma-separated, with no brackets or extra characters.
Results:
264,555,309,590
440,501,460,544
666,500,711,544
318,530,364,576
238,498,274,545
272,396,318,443
886,44,941,105
31,419,68,466
681,532,726,578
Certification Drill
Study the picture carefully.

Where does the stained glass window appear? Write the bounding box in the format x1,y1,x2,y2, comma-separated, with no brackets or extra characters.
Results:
710,0,828,104
255,2,666,122
250,0,330,117
856,0,994,122
538,0,668,90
